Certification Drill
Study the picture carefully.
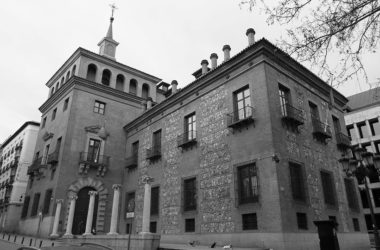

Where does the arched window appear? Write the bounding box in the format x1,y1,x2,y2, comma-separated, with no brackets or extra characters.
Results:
72,65,77,77
55,82,59,90
101,69,111,86
61,76,65,86
116,74,125,91
142,83,150,99
66,71,70,82
50,87,55,96
86,64,97,81
129,79,137,95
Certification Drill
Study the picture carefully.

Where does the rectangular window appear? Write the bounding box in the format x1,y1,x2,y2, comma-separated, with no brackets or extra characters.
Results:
153,130,162,151
42,144,50,164
242,213,258,230
321,171,337,206
372,189,380,207
125,192,135,214
52,108,57,121
332,116,341,134
63,98,69,111
297,213,308,230
94,101,106,114
344,178,359,210
126,223,132,234
279,84,291,116
370,119,380,136
289,162,307,202
87,138,101,163
346,125,356,141
41,117,47,129
42,189,53,215
360,189,369,208
375,141,380,154
238,164,258,204
150,221,157,233
184,177,197,211
31,193,41,216
353,218,360,231
234,86,252,120
21,196,30,218
185,113,196,140
185,218,195,232
151,186,159,216
309,102,319,119
56,137,62,157
357,122,369,139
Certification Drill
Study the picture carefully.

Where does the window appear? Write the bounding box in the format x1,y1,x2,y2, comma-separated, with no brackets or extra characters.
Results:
360,189,369,208
297,213,308,230
357,122,369,139
41,117,47,129
151,186,159,216
153,130,162,150
150,221,157,233
52,108,57,121
56,137,62,157
279,84,291,116
370,119,380,136
42,189,53,215
31,193,41,216
234,86,252,120
50,87,55,97
42,144,50,164
125,192,135,214
375,141,380,154
346,125,356,141
126,223,132,234
185,113,196,140
344,178,359,210
116,74,125,91
372,189,380,207
321,171,336,206
132,141,139,157
242,213,258,230
332,116,341,134
51,168,56,180
66,71,70,82
353,218,360,231
86,64,97,81
101,69,111,86
308,101,319,119
289,162,307,202
185,218,195,232
94,101,106,115
129,79,137,95
142,83,150,99
21,196,30,218
61,76,65,86
183,177,197,211
237,164,258,204
63,98,69,111
72,65,76,76
87,139,101,163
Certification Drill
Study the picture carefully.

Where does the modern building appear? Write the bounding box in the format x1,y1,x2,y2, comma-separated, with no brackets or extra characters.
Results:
344,87,380,231
18,15,370,250
0,121,40,232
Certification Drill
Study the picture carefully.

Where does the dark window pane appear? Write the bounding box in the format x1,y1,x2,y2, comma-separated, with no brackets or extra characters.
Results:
42,189,53,215
184,178,197,211
357,123,369,138
21,196,30,218
297,213,308,230
150,221,157,233
289,162,306,201
125,192,135,214
344,178,359,210
151,186,159,215
185,218,195,232
372,189,380,207
370,120,380,136
360,189,369,208
238,164,258,204
321,171,336,206
31,193,41,216
242,213,258,230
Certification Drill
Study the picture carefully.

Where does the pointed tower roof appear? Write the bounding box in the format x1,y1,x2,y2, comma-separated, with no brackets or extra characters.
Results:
98,5,119,60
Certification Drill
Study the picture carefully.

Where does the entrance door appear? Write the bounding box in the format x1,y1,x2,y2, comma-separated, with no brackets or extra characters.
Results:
72,187,99,235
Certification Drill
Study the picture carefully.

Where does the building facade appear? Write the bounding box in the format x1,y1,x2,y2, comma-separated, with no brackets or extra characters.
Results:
0,121,40,232
17,16,370,250
344,87,380,232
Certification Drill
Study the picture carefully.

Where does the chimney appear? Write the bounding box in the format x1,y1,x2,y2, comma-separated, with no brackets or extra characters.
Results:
171,80,178,94
210,53,218,69
201,60,209,74
147,97,153,109
246,28,256,46
222,45,231,61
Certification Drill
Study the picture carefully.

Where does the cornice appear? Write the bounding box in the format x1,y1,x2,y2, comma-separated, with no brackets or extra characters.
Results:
40,76,145,113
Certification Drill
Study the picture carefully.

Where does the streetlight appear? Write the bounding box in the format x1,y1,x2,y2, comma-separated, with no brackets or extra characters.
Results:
339,147,380,250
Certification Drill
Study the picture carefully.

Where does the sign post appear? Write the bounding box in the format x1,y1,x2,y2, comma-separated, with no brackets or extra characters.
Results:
127,201,135,250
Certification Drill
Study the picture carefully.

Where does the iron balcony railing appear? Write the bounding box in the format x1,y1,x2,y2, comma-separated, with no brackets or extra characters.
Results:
125,154,138,169
311,117,332,139
336,132,351,149
226,106,255,128
79,152,110,167
146,145,161,160
177,130,197,148
47,151,60,164
280,104,304,126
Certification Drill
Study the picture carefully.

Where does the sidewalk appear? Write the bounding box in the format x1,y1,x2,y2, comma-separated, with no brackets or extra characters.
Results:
0,232,60,249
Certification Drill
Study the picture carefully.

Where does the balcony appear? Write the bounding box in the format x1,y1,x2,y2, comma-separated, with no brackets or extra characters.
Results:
336,132,351,150
27,157,47,175
146,145,161,160
125,154,138,170
311,117,332,141
177,131,197,148
280,104,304,127
226,106,255,129
78,152,110,177
47,151,59,164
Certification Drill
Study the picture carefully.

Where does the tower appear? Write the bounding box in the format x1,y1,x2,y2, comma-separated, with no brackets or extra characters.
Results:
98,4,119,60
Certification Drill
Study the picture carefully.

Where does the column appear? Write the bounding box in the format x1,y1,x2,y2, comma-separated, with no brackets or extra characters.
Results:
141,176,154,234
64,195,77,237
108,184,122,235
83,191,98,236
50,199,64,237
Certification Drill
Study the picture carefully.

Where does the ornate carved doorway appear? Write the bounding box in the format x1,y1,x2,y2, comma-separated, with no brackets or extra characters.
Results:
72,187,99,235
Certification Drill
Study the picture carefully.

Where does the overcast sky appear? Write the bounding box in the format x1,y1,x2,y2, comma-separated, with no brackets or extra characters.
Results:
0,0,379,143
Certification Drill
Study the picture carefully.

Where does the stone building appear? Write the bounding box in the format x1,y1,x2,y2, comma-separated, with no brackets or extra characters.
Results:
344,87,380,233
0,121,40,232
17,15,370,250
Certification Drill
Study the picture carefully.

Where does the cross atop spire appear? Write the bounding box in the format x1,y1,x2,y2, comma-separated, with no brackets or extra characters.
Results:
109,3,118,20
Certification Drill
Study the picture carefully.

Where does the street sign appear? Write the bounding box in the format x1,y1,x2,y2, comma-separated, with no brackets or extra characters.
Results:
126,212,135,218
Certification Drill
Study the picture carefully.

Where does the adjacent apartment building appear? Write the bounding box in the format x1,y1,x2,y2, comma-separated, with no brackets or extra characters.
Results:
0,121,40,232
18,16,370,250
344,87,380,232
